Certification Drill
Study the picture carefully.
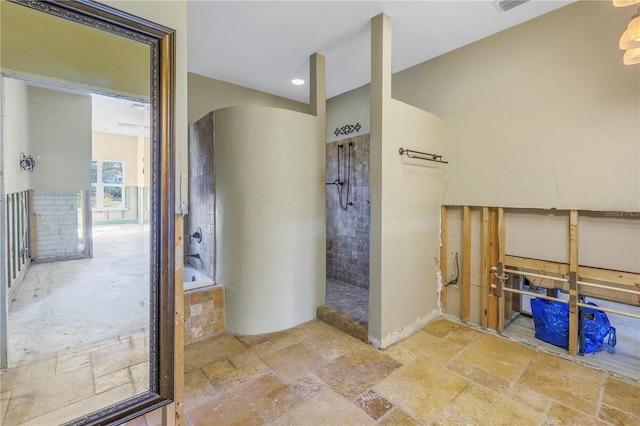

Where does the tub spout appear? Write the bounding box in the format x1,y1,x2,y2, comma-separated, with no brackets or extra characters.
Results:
185,253,200,260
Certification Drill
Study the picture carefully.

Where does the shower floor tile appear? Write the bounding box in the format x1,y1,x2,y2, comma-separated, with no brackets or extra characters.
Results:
325,278,368,324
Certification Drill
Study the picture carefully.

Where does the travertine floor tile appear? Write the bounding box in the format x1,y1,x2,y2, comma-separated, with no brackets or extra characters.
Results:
457,334,536,381
315,345,400,400
183,369,219,413
129,362,150,395
4,365,94,424
276,388,374,425
518,355,602,415
602,376,640,417
599,403,640,425
374,357,468,424
94,368,131,394
383,343,417,365
355,389,393,420
177,318,639,426
506,383,551,413
543,402,606,425
0,358,56,392
377,408,420,426
189,373,300,426
533,350,605,386
262,343,326,383
91,337,149,377
207,359,271,394
444,326,483,347
229,339,281,368
56,353,90,375
431,410,472,426
201,358,235,379
301,321,362,360
448,383,541,426
184,333,245,372
1,390,11,425
421,318,462,338
20,383,135,426
446,358,511,393
235,334,269,348
397,331,464,365
289,374,326,400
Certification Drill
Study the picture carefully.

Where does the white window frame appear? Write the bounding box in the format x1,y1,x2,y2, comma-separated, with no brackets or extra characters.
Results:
91,160,126,210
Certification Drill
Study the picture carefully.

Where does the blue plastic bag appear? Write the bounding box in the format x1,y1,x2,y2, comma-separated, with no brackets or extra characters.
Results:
530,298,569,349
530,298,617,354
582,302,617,354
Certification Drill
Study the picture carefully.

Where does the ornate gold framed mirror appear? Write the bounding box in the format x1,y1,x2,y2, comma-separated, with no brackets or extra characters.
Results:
0,0,175,424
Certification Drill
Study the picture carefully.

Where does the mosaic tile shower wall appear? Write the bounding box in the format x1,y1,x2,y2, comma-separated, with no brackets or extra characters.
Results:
186,112,215,279
326,134,370,289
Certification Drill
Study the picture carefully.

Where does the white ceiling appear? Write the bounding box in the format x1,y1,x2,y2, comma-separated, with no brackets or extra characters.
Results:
92,94,150,137
188,0,576,104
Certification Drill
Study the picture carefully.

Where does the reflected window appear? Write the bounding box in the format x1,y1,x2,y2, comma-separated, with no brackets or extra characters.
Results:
91,160,125,208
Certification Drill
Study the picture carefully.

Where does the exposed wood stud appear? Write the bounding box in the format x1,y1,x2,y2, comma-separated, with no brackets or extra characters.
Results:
174,215,185,426
481,207,489,328
462,206,471,323
568,210,578,356
440,205,448,311
488,208,499,330
497,207,506,333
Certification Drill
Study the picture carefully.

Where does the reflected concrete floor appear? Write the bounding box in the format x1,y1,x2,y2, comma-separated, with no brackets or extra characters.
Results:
1,224,150,425
180,318,640,425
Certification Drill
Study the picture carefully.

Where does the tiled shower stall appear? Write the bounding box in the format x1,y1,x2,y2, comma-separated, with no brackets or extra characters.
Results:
326,134,370,289
186,111,214,279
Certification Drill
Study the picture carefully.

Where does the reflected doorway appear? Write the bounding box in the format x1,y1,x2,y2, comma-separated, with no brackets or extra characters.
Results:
1,78,152,425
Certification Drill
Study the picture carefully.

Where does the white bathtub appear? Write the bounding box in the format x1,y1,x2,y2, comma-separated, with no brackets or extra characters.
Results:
183,265,215,292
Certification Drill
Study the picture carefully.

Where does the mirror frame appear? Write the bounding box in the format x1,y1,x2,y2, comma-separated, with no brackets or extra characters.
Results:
5,0,176,424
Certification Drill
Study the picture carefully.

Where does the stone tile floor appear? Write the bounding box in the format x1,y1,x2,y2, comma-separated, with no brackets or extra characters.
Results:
1,330,149,425
325,278,368,324
180,318,640,425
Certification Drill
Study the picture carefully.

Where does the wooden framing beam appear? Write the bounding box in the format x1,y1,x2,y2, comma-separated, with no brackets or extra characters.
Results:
481,207,489,328
497,207,506,333
440,205,448,311
173,215,185,425
488,208,499,330
568,210,579,356
462,206,471,323
504,255,639,305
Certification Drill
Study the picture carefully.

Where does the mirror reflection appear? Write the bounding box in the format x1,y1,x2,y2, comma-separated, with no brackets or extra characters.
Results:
1,1,155,424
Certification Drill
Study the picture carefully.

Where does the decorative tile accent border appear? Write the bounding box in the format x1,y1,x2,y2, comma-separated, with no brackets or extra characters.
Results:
334,122,361,137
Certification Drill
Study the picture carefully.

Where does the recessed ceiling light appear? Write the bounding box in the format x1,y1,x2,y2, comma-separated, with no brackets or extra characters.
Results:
291,78,305,86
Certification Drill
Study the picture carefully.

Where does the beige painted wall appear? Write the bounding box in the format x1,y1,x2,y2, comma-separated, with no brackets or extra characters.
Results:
329,1,639,212
378,99,444,344
92,132,142,187
214,106,325,335
0,0,149,99
1,0,188,213
29,86,92,191
188,72,308,124
2,77,31,194
369,14,444,348
326,84,369,143
393,0,639,212
99,0,189,214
